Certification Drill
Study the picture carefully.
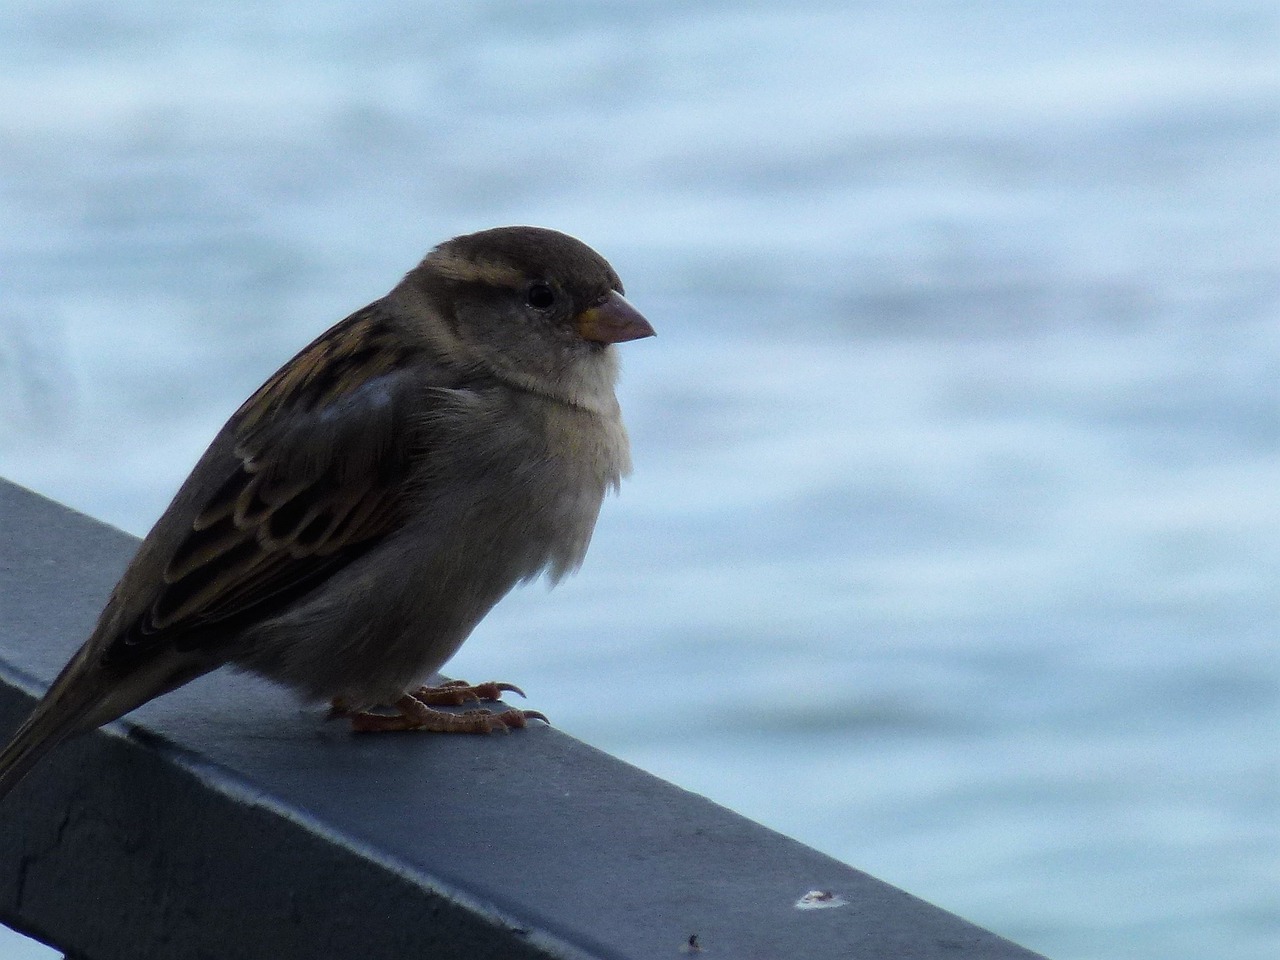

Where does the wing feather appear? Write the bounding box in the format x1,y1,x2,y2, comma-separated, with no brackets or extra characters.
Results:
108,302,440,659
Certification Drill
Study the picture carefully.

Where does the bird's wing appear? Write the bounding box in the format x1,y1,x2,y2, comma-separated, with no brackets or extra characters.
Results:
107,302,445,661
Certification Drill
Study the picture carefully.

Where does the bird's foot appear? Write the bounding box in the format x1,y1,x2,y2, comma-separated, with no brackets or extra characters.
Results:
411,678,527,706
327,679,526,718
345,692,548,734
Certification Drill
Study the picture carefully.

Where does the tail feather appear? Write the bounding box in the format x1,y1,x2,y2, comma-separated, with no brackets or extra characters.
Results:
1,645,218,803
0,643,115,803
0,699,86,803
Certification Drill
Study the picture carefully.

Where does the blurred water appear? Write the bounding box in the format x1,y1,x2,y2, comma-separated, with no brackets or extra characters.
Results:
1,2,1277,958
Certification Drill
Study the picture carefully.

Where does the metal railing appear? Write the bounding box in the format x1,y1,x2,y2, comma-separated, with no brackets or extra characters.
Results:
0,477,1047,960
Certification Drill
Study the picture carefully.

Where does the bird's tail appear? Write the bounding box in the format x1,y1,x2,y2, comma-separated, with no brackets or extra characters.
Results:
0,697,84,803
1,643,218,803
0,646,113,803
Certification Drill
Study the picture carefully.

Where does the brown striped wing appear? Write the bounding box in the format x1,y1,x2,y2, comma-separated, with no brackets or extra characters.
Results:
110,303,429,657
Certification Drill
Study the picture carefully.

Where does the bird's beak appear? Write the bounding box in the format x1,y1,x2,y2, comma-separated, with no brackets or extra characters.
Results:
575,291,656,344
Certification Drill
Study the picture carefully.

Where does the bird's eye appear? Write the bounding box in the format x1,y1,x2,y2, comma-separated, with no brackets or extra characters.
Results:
526,283,556,310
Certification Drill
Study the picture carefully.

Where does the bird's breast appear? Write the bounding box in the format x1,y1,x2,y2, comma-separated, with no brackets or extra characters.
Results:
503,396,630,583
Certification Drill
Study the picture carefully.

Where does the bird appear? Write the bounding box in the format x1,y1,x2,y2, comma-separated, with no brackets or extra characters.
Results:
0,225,654,802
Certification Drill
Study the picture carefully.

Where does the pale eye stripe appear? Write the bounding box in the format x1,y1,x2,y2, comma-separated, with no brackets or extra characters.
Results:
427,254,524,288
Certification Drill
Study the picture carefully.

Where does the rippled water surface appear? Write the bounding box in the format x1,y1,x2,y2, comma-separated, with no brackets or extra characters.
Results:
2,3,1277,958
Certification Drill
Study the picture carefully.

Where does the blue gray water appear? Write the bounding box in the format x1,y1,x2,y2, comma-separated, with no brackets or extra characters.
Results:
1,3,1277,958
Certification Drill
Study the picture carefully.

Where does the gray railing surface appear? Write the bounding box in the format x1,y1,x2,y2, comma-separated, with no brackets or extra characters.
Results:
0,477,1048,960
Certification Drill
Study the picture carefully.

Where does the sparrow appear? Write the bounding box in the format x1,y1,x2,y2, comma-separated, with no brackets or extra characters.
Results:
0,225,654,802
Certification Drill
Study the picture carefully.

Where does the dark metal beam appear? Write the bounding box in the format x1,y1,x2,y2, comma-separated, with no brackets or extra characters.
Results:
0,478,1046,960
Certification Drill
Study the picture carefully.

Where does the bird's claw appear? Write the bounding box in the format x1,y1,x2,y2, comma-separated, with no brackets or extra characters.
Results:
412,679,527,705
346,692,548,734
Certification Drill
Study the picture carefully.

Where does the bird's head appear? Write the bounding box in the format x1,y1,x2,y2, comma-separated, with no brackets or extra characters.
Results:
401,226,655,409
